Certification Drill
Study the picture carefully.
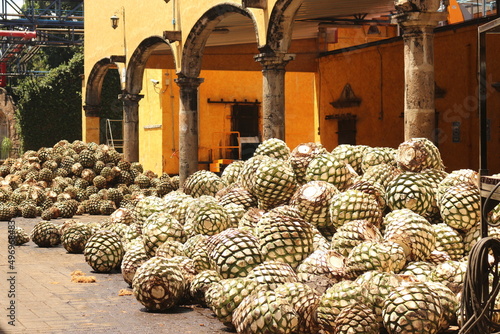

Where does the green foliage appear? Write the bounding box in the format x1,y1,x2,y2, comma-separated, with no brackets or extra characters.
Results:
27,46,80,72
14,51,83,150
1,137,12,159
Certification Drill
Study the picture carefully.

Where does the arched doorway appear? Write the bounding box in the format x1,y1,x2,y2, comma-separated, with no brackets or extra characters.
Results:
84,58,119,144
124,36,177,170
178,3,260,181
99,69,122,150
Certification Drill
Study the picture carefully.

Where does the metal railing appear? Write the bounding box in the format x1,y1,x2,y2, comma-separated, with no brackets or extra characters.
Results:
105,119,123,152
210,131,241,160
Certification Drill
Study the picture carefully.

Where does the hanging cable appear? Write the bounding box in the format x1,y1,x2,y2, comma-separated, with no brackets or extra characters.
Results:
460,179,500,334
459,237,500,334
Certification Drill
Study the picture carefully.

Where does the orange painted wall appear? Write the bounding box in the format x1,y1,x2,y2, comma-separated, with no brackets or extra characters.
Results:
318,21,500,173
197,70,317,165
319,25,399,52
141,66,317,175
318,38,405,151
147,39,319,72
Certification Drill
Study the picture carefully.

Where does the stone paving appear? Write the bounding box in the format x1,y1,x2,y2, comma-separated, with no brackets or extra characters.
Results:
0,216,229,334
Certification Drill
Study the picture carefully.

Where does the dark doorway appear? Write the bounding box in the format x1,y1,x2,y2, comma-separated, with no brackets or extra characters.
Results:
337,118,357,145
99,69,123,150
231,104,260,159
231,104,259,137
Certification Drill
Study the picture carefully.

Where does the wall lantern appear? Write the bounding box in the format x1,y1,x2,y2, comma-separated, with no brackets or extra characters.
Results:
110,14,119,29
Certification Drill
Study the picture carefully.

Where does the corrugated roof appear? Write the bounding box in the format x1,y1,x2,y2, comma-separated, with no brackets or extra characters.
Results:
296,0,395,20
148,1,396,51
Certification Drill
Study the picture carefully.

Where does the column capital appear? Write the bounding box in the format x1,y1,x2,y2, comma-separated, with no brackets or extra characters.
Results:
392,11,448,28
394,0,444,13
118,91,144,102
174,76,204,88
83,104,101,117
254,52,296,70
242,0,267,9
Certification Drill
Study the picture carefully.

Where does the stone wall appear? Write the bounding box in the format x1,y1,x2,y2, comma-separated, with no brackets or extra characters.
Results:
0,88,21,158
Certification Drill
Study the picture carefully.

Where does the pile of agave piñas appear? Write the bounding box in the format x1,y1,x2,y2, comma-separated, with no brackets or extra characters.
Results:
0,140,177,221
9,137,500,334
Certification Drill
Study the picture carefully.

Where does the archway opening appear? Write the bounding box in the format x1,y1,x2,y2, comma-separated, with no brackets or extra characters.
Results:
125,37,176,174
99,69,123,149
181,5,261,168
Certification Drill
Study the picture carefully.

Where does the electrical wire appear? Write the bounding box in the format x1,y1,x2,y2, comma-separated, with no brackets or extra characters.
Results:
459,237,500,333
459,178,500,333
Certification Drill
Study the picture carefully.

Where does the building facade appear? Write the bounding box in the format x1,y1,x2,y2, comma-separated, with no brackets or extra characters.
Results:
83,0,500,179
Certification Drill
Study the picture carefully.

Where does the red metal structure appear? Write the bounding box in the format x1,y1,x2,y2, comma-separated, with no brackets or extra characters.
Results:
0,30,36,39
0,30,36,85
0,0,83,81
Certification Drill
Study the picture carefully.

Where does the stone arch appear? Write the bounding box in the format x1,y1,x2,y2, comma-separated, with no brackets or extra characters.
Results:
265,0,304,53
121,36,174,163
84,58,114,117
180,4,258,78
126,36,174,94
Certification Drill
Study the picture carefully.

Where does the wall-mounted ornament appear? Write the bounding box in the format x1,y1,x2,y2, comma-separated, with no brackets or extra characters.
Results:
330,83,362,109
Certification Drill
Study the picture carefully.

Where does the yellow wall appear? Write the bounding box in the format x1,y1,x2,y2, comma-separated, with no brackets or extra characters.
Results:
83,0,269,86
284,72,318,148
83,117,100,144
139,69,169,175
161,70,181,175
83,3,172,81
84,1,500,175
138,68,181,175
319,22,500,173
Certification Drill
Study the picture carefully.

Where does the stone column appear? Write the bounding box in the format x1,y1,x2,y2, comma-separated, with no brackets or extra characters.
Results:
83,105,101,145
394,9,447,142
255,52,295,140
175,76,204,186
118,92,143,163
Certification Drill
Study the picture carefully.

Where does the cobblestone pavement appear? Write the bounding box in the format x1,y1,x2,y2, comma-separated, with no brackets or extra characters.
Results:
0,216,229,334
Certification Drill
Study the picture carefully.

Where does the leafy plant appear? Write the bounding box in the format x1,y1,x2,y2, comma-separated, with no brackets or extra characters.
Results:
1,137,12,159
14,50,83,150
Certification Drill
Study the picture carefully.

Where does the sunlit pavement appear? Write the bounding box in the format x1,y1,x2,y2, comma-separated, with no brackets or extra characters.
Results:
0,216,228,334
